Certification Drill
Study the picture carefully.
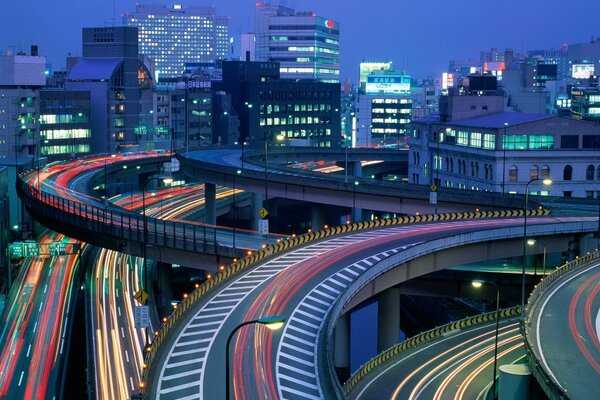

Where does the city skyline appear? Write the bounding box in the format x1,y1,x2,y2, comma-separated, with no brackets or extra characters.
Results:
3,0,600,81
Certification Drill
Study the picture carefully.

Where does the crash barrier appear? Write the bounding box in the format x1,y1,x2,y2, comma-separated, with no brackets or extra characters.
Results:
523,250,599,400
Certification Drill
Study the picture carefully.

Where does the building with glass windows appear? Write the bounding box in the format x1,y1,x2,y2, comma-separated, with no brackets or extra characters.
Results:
254,2,340,82
409,111,600,198
213,60,340,148
66,27,154,153
570,88,600,122
39,90,91,161
354,67,412,147
124,4,229,79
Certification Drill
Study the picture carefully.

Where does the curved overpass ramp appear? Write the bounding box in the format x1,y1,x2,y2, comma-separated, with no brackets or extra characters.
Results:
143,212,596,399
525,252,600,400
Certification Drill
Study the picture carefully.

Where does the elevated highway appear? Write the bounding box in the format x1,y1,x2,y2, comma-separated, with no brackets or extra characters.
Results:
525,252,600,400
343,307,524,400
143,212,597,399
17,155,273,267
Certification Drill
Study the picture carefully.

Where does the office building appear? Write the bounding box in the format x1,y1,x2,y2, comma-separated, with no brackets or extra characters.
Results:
354,66,412,147
409,111,600,198
39,90,91,162
66,27,154,153
124,4,229,79
0,50,46,226
213,60,341,147
254,2,340,82
570,86,600,122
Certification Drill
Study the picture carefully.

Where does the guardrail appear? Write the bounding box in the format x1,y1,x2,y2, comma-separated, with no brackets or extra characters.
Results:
523,250,599,400
140,208,549,393
16,176,263,257
343,305,522,395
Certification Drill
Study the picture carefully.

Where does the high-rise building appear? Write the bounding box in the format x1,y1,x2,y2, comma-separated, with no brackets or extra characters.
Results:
213,60,341,147
254,2,340,82
0,50,46,226
66,27,154,153
354,66,412,148
124,4,229,79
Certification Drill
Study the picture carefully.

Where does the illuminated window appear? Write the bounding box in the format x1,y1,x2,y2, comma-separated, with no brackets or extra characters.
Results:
457,131,468,146
483,133,495,149
470,132,482,147
509,165,518,182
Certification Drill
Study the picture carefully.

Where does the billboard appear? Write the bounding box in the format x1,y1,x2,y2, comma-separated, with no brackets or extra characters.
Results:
365,75,410,95
359,62,392,85
572,64,595,79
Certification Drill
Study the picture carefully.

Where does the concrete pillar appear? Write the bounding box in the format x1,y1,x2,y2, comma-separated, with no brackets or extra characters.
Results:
251,192,264,231
204,183,216,225
155,262,173,318
350,161,363,178
311,206,326,231
377,287,400,353
334,312,351,382
498,364,530,400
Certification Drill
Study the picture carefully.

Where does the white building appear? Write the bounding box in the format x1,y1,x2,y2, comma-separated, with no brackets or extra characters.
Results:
254,2,340,82
409,111,600,199
124,4,229,79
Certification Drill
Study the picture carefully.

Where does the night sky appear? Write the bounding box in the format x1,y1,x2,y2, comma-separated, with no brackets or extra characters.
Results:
3,0,600,82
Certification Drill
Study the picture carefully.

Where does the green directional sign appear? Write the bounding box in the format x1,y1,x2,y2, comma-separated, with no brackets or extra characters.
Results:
10,241,40,258
9,243,23,258
23,241,40,257
49,242,68,256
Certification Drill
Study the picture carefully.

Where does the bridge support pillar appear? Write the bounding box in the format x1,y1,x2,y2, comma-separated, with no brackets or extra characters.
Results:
334,312,351,382
350,161,363,178
205,183,216,225
156,262,173,318
311,206,326,231
377,286,400,353
250,193,264,231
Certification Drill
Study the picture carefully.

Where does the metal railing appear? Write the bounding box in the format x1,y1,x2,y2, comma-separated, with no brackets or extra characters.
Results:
523,250,599,400
17,177,223,255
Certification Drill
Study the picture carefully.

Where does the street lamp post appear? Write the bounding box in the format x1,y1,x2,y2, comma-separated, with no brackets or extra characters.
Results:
527,238,547,276
501,122,508,196
472,280,500,399
233,169,241,249
225,316,285,400
141,174,174,350
521,178,552,317
352,180,359,222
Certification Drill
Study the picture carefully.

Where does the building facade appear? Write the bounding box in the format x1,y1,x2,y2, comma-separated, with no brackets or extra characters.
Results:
409,112,600,198
254,2,340,82
214,60,341,147
66,27,154,153
39,90,91,161
124,4,229,79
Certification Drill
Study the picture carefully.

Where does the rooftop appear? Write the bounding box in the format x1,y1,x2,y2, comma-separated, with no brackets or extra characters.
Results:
450,112,555,129
67,58,122,81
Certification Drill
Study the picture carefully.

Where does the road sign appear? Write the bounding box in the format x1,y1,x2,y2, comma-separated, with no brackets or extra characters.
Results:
258,208,269,218
430,184,438,192
49,242,68,256
9,243,23,258
10,241,40,258
429,191,438,205
134,289,149,305
258,219,269,235
134,305,150,328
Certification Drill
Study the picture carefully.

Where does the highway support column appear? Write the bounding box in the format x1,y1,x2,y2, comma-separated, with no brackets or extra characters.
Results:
334,312,351,382
377,287,400,353
251,193,264,231
205,183,216,225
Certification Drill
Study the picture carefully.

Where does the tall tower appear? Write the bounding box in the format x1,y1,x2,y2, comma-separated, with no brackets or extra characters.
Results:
124,4,229,79
254,2,339,82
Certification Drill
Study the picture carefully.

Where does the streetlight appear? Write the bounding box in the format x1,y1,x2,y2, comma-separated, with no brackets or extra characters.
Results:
233,169,241,249
472,279,500,399
527,238,547,276
353,180,359,222
36,138,48,193
141,174,174,349
501,122,508,196
521,178,552,317
225,316,285,400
